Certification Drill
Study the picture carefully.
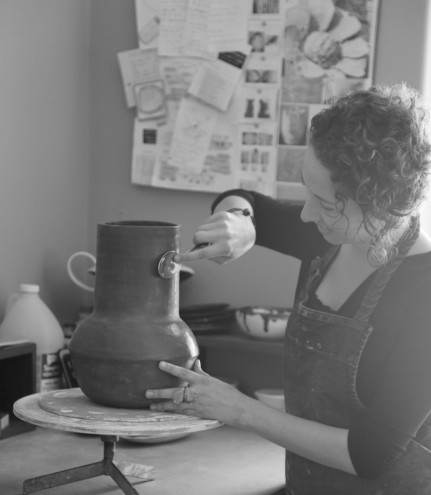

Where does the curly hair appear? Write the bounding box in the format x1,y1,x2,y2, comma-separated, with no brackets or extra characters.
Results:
309,83,431,264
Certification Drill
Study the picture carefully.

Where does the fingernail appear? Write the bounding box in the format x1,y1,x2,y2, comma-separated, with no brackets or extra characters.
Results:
159,361,167,369
146,390,153,398
173,254,181,263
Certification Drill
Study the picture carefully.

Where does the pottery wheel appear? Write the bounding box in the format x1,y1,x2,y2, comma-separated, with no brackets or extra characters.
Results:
39,388,188,423
14,388,222,438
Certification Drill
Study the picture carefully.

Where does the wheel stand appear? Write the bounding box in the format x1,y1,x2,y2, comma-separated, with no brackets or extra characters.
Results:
22,435,154,495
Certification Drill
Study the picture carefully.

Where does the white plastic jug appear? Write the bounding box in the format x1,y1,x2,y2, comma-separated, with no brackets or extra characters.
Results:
0,284,65,392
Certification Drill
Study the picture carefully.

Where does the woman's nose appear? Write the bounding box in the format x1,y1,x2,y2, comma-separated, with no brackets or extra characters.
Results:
300,197,319,224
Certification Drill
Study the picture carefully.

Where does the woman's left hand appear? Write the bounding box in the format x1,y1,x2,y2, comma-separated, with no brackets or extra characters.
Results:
145,360,253,427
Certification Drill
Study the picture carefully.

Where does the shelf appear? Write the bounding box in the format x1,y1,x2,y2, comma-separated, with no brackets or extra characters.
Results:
195,333,283,355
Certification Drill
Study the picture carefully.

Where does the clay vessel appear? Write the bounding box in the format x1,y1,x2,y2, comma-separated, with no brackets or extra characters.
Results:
69,221,198,408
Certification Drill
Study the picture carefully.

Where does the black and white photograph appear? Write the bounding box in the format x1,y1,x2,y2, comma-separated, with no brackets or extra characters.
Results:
3,1,431,495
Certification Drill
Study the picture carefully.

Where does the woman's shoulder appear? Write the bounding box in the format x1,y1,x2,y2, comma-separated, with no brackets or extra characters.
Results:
393,250,431,308
408,230,431,256
401,249,431,274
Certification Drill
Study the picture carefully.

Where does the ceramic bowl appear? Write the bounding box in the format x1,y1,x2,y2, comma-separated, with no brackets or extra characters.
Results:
254,388,285,411
235,306,291,340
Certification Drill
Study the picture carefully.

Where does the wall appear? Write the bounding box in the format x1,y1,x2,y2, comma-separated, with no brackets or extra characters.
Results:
0,1,430,327
88,0,431,310
0,1,91,322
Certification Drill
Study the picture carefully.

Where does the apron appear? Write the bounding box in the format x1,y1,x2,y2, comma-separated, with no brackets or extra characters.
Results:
283,218,431,494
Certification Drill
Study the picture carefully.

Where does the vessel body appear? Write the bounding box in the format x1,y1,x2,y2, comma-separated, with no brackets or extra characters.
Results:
69,221,198,408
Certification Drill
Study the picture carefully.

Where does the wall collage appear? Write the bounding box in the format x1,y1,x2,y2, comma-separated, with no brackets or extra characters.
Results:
117,0,379,201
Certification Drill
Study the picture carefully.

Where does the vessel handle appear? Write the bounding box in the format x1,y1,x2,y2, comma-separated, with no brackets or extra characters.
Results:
67,251,96,292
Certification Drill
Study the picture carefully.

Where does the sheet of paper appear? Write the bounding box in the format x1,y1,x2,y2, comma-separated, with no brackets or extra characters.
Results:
188,49,250,111
131,118,160,186
158,0,189,56
151,121,238,192
132,102,180,186
208,0,249,52
159,57,201,101
167,97,219,174
117,48,159,107
151,85,242,192
237,121,278,196
183,0,211,58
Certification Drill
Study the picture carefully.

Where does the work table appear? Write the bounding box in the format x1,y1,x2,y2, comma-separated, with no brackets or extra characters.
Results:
0,424,285,494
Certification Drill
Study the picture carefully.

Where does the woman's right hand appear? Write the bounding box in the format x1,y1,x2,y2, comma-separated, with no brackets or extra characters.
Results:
174,210,256,265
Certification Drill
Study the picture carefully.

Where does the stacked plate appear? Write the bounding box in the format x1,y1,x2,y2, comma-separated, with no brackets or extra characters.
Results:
180,303,234,335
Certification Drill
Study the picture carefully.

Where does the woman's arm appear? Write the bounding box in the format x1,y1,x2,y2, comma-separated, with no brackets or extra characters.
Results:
146,360,358,476
244,394,357,475
177,189,322,264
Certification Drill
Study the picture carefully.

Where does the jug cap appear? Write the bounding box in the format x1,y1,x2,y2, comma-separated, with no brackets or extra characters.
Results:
19,284,40,293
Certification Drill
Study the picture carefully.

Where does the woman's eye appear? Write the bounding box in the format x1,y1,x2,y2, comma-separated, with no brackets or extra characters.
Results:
320,201,334,212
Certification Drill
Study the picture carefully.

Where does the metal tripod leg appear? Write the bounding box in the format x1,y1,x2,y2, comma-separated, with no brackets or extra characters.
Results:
23,435,154,494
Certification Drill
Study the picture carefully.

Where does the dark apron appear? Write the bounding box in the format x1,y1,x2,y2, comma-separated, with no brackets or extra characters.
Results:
283,218,431,494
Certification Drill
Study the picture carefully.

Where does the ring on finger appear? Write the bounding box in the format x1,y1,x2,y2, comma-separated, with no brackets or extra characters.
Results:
173,387,185,405
184,384,198,403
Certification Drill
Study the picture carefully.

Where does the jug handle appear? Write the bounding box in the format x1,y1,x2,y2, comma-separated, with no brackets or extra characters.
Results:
67,251,96,292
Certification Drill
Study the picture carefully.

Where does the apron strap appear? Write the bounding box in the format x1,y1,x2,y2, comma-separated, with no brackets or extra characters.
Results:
298,245,339,305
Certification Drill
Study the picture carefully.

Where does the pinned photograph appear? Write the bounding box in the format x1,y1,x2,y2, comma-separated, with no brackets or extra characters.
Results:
277,147,305,183
282,0,379,101
242,90,278,121
279,104,309,146
252,0,281,15
248,20,283,55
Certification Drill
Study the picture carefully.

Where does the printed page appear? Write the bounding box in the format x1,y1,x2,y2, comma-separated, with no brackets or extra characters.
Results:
159,57,201,101
188,49,249,112
158,0,189,56
167,97,219,174
237,121,278,196
208,0,249,52
151,92,241,192
117,48,159,107
131,118,162,186
183,0,211,58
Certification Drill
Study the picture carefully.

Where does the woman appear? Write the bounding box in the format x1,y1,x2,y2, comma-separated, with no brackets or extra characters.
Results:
145,84,431,494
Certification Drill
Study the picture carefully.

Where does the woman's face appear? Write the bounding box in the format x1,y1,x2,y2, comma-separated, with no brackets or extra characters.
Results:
300,146,370,246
